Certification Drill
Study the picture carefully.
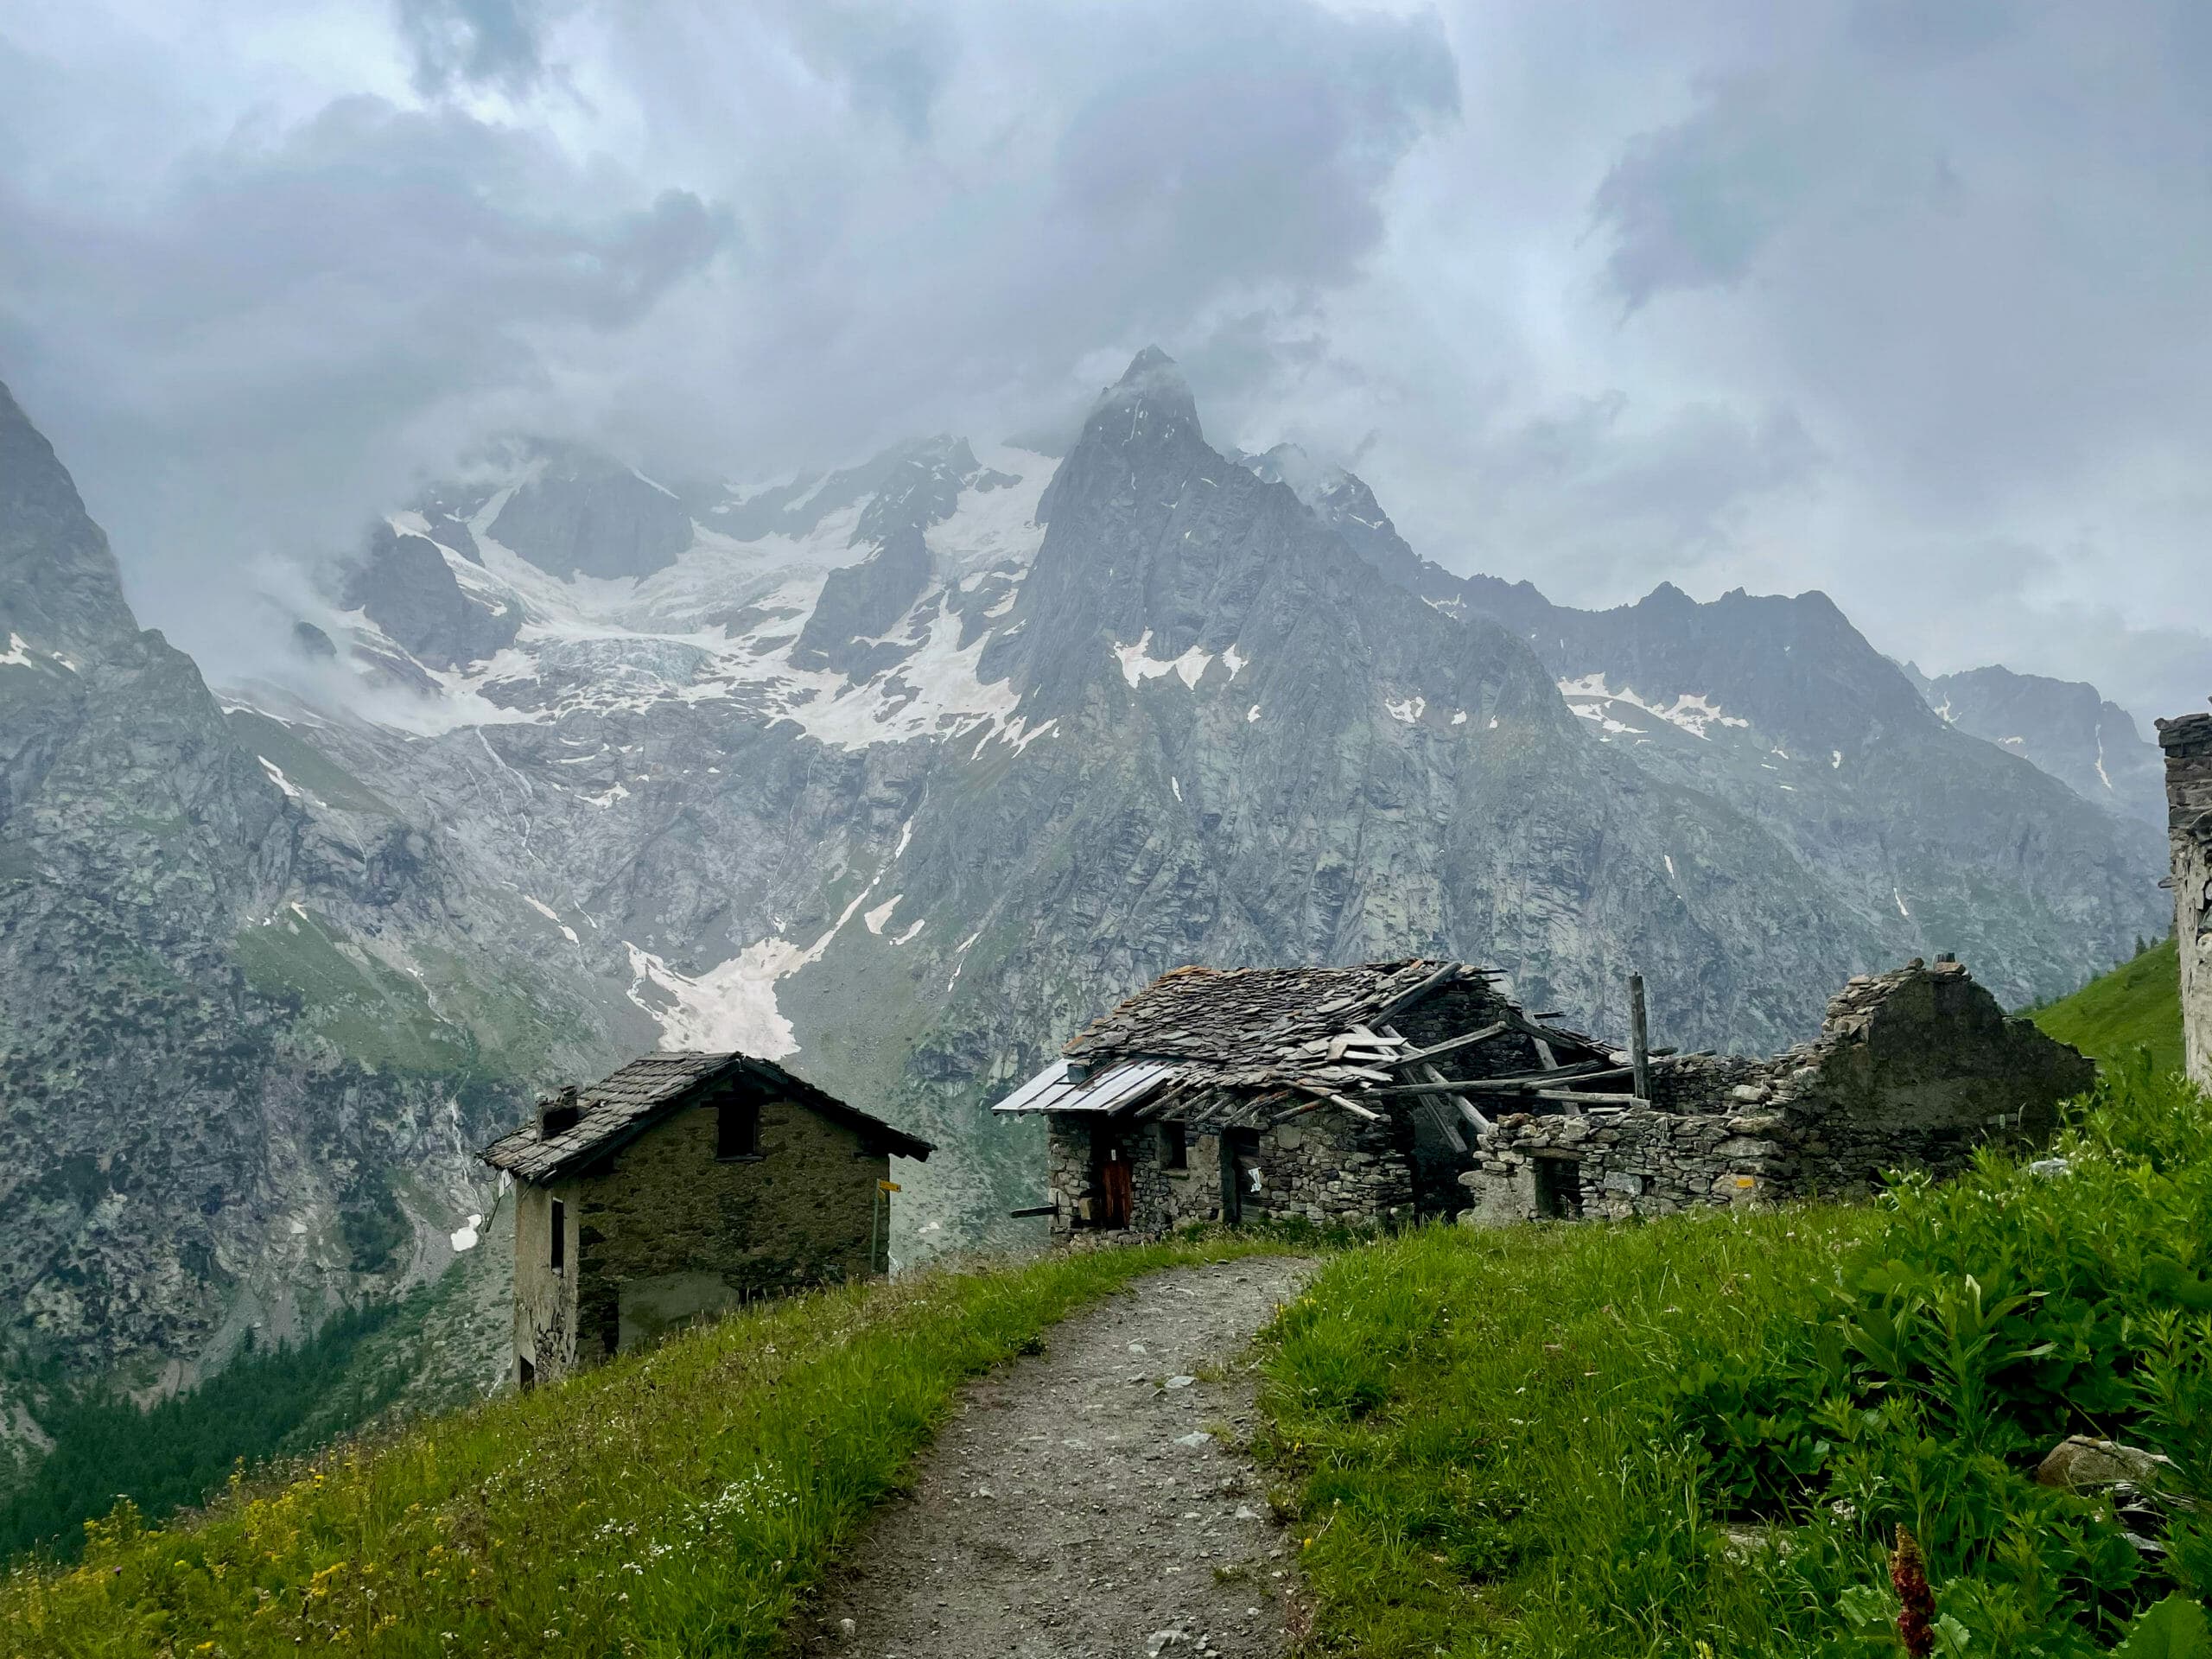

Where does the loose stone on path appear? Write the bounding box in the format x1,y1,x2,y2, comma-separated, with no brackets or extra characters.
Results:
800,1257,1313,1658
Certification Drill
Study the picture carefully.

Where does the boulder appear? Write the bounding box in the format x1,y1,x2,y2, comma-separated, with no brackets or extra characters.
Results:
2035,1436,2174,1493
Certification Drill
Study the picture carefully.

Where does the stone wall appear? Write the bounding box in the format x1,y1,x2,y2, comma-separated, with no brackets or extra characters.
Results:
2158,711,2212,1088
512,1178,581,1382
1044,1106,1414,1242
511,1088,890,1384
1462,959,2094,1224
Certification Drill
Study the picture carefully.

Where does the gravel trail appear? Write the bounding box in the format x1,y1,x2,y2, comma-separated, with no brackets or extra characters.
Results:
802,1256,1315,1659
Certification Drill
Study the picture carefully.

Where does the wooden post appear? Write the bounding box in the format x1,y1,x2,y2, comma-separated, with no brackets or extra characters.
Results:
1629,974,1651,1104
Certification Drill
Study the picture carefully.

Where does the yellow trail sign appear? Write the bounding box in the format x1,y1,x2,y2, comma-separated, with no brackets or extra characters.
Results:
879,1179,901,1193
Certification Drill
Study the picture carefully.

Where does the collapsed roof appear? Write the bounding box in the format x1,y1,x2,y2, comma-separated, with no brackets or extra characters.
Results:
482,1051,933,1185
994,959,1624,1138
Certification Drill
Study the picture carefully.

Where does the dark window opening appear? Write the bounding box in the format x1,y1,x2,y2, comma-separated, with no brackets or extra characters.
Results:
718,1097,761,1160
550,1198,566,1274
602,1305,620,1358
518,1355,537,1391
1534,1156,1583,1220
1222,1128,1261,1224
1160,1121,1188,1171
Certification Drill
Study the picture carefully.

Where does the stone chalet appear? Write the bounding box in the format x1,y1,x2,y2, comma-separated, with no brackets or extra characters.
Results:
481,1051,932,1387
993,957,2092,1238
2158,709,2212,1087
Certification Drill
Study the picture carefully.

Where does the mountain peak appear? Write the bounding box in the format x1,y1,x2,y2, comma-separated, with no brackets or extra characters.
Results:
1070,344,1202,454
1117,344,1180,385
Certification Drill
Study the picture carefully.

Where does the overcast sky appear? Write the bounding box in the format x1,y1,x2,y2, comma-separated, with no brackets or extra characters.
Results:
3,0,2207,725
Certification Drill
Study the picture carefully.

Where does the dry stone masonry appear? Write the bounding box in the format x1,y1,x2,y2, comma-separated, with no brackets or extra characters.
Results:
2158,711,2212,1087
998,955,2091,1241
1460,959,2094,1223
483,1052,931,1385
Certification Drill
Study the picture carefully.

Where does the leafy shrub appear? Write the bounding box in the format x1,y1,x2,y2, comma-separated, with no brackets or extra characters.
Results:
1662,1062,2212,1652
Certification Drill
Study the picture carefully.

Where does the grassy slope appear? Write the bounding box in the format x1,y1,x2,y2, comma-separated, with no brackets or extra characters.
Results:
1255,1068,2212,1657
1,1236,1285,1657
2031,936,2184,1077
1257,1209,1872,1656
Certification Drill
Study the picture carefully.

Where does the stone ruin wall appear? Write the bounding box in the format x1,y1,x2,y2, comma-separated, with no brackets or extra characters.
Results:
2158,711,2212,1089
1462,959,2095,1224
1046,1106,1414,1243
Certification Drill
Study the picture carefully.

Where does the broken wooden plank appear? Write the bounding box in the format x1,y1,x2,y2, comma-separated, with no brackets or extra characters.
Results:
1630,972,1651,1103
1382,1021,1484,1144
1334,1097,1385,1123
1390,1021,1510,1067
1368,961,1467,1027
1355,1072,1636,1099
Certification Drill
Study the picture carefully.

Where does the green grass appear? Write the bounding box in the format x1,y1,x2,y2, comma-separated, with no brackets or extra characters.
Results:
2032,937,2184,1077
1256,1066,2212,1657
0,1236,1289,1656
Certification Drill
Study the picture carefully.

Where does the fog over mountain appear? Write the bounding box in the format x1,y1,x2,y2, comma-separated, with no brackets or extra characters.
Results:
4,2,2210,724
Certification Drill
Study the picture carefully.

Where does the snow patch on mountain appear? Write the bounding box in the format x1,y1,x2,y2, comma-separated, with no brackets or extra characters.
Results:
1115,630,1218,690
1557,674,1751,740
623,938,807,1058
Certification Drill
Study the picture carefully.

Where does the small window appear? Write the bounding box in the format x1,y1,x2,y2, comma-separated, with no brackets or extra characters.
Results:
717,1098,761,1160
550,1198,566,1274
1160,1121,1188,1171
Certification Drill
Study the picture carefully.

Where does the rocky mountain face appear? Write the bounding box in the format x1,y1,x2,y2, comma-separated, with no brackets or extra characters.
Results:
1435,576,2168,996
1905,663,2166,830
255,347,2162,1246
0,350,2171,1452
0,381,626,1471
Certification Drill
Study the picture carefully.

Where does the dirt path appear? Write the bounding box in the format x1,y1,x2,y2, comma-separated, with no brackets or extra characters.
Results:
804,1256,1315,1659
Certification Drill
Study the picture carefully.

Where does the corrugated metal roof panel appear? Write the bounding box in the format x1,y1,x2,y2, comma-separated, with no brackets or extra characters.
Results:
990,1056,1179,1116
992,1058,1077,1115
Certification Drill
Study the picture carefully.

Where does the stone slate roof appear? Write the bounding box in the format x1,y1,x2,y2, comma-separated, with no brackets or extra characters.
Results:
1064,959,1480,1063
1000,958,1613,1135
480,1052,931,1185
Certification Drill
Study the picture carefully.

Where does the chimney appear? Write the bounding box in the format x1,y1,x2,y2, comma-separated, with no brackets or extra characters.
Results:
537,1085,582,1139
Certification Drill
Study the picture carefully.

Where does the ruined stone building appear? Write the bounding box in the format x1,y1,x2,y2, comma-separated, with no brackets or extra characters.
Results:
481,1052,932,1387
2158,710,2212,1087
993,957,2092,1237
1465,959,2092,1223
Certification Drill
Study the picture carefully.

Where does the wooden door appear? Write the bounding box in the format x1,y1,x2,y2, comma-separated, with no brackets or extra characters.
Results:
1099,1153,1133,1230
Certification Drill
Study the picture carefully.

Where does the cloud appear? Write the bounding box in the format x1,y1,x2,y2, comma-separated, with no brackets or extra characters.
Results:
398,0,566,95
0,0,1458,676
3,0,2209,723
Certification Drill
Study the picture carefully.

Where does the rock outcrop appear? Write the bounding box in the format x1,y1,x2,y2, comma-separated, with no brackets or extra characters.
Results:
342,524,519,671
487,445,695,581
